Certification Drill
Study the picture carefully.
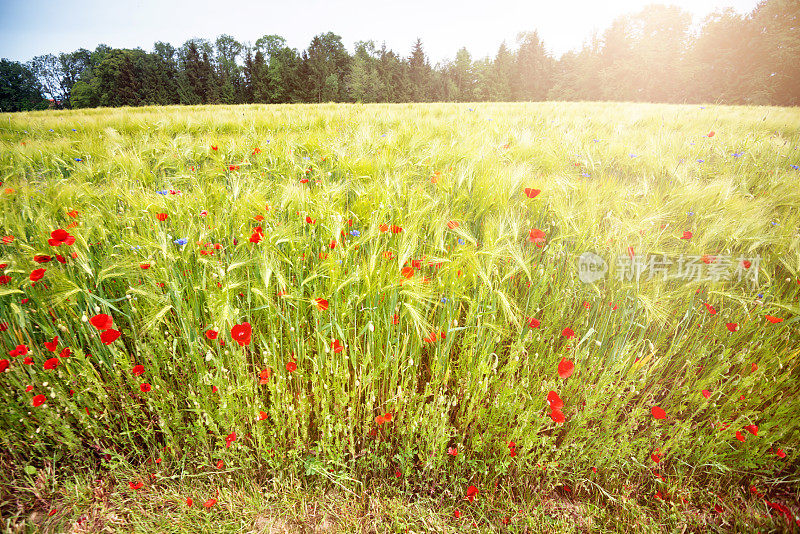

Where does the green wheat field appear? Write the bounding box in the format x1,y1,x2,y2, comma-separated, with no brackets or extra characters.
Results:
1,102,799,533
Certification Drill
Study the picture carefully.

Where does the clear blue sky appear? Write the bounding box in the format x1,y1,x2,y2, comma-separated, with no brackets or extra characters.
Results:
0,0,759,63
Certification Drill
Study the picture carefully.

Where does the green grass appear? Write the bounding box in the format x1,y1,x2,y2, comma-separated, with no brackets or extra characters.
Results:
0,102,799,532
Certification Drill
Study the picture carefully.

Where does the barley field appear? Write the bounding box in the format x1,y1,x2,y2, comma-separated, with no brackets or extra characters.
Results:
1,102,799,532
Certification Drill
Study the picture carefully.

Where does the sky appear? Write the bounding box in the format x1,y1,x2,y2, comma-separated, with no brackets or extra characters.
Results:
0,0,759,64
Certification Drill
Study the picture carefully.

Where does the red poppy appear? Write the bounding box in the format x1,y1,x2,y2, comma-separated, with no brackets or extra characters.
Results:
2,236,14,244
331,339,343,353
744,424,758,436
379,224,389,232
401,266,414,279
561,327,575,339
230,322,252,346
43,357,59,370
447,221,459,229
286,361,297,372
314,298,329,311
30,268,46,282
0,359,8,372
0,275,11,285
90,314,113,330
44,336,59,351
225,432,236,448
228,165,240,171
259,411,268,420
32,394,46,407
205,329,219,340
454,510,461,518
765,315,783,324
391,314,399,325
465,485,479,502
735,431,745,442
394,469,402,478
132,364,145,376
156,213,168,221
216,460,223,469
100,329,120,345
726,323,738,332
129,481,143,490
524,188,540,199
249,231,262,244
390,225,403,234
305,216,316,224
547,391,563,410
34,255,52,263
528,318,541,328
259,369,271,384
329,240,336,249
680,231,692,240
550,409,565,423
557,358,574,379
211,145,218,151
707,131,715,137
58,347,71,358
651,406,667,420
528,228,546,245
651,450,662,463
775,448,786,458
704,303,717,315
48,229,75,247
701,389,711,399
186,498,193,507
203,498,217,508
448,446,458,456
140,383,151,392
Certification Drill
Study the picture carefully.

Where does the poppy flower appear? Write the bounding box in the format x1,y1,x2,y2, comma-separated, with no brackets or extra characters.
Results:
704,303,717,315
401,266,414,279
726,323,738,332
329,240,336,249
557,358,574,379
735,431,745,442
465,485,479,502
140,383,151,392
550,409,565,423
314,298,329,311
447,221,459,229
90,314,113,330
156,213,168,221
0,359,8,372
259,411,268,420
547,391,563,410
0,275,11,285
524,188,540,199
379,224,389,232
561,327,575,339
44,336,59,351
48,229,75,246
528,317,540,328
140,263,150,269
24,356,33,365
680,231,692,240
34,255,52,263
57,347,70,358
448,446,458,456
30,268,46,282
215,460,223,469
651,450,662,463
32,394,46,407
744,424,758,436
230,322,252,346
186,498,193,507
286,361,297,372
701,389,711,399
528,228,546,245
259,369,271,384
775,448,786,458
305,216,316,224
43,357,59,370
132,364,145,376
249,231,262,244
765,315,783,324
707,131,715,137
129,481,143,490
211,145,218,151
390,225,403,234
100,329,120,345
391,314,399,325
331,339,343,353
651,406,666,420
225,432,236,448
205,329,219,340
228,165,240,171
203,498,217,508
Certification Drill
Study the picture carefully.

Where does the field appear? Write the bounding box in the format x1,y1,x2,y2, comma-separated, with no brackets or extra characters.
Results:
1,102,799,533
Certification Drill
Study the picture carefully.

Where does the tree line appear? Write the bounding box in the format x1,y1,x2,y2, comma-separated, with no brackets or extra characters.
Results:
1,0,797,112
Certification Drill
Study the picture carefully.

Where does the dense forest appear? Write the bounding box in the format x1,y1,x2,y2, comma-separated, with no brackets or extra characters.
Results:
1,0,798,111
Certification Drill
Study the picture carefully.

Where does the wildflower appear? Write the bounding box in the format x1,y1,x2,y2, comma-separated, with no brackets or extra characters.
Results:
32,394,46,407
680,231,692,240
331,339,343,353
44,337,59,351
448,446,458,456
132,365,145,376
557,358,574,379
174,238,188,246
765,315,783,324
524,188,540,199
286,361,297,372
465,485,479,502
259,369,271,384
528,317,541,328
48,229,75,246
225,432,236,448
140,383,152,392
90,314,113,330
546,391,563,409
43,357,59,370
100,329,121,344
651,406,667,420
528,228,546,245
314,298,329,311
30,268,46,282
230,322,252,346
156,213,168,221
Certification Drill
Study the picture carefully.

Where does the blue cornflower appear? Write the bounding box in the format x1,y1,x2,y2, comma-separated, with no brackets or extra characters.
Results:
72,129,77,132
457,238,465,245
581,172,590,178
758,293,763,299
733,152,742,158
174,238,188,246
697,159,704,163
688,211,694,216
593,138,599,142
468,108,474,111
157,190,168,195
441,297,448,303
791,165,799,170
75,158,82,162
349,230,360,237
629,154,638,158
49,129,54,132
302,156,310,160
